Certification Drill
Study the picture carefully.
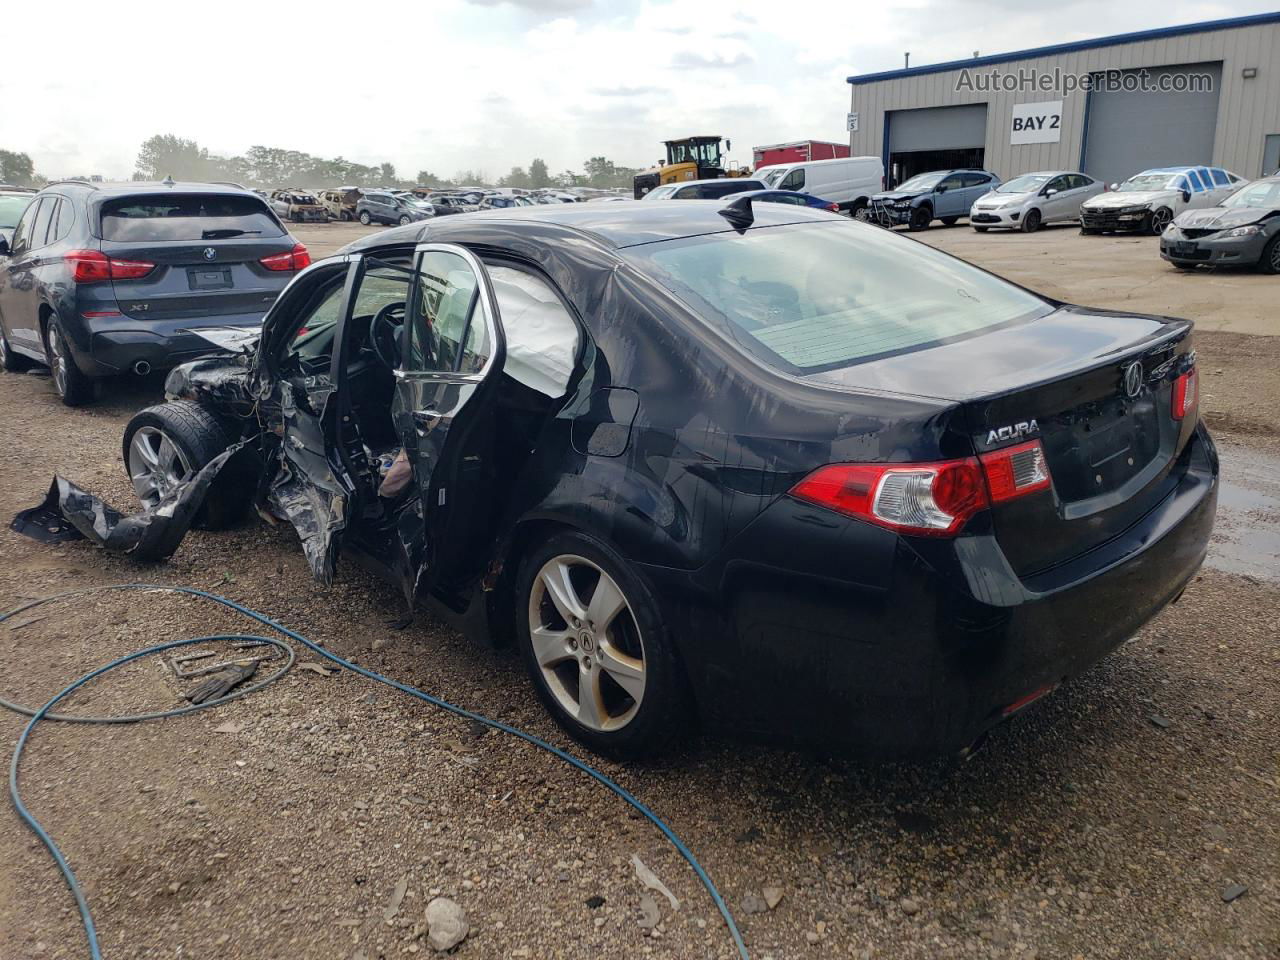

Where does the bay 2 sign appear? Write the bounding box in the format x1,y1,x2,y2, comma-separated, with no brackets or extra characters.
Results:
1010,100,1063,145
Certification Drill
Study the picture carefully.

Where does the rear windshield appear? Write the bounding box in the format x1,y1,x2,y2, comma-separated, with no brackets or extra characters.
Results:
100,193,285,242
624,221,1052,373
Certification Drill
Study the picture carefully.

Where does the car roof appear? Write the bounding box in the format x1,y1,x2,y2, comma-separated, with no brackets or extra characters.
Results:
339,199,833,252
43,180,262,198
670,177,765,187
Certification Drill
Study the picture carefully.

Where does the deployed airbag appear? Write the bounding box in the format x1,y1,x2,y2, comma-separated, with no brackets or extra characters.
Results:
488,266,578,398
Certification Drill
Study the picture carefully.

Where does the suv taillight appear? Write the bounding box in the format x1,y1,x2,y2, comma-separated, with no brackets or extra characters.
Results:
1172,367,1198,419
260,243,311,272
64,249,155,283
791,441,1054,537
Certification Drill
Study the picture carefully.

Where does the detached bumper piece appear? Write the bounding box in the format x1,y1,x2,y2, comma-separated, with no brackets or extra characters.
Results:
10,443,246,561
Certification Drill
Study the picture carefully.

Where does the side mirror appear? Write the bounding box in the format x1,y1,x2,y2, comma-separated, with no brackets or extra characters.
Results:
936,185,947,193
1109,183,1119,191
1044,188,1058,197
1181,190,1191,203
0,237,9,257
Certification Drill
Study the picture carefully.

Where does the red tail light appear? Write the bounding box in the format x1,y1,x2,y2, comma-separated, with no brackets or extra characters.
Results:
791,459,988,536
978,440,1052,503
827,202,840,212
260,243,311,272
791,442,1054,536
64,249,155,283
1171,367,1197,419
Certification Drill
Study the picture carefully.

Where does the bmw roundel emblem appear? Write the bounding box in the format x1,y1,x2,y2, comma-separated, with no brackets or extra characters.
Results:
203,247,217,262
1123,360,1144,398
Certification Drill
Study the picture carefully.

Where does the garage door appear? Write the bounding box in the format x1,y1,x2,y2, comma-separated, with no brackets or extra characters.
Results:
1083,62,1222,185
888,104,988,152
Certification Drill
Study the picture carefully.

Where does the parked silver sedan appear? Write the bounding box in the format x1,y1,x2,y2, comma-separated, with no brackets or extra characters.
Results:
970,171,1105,233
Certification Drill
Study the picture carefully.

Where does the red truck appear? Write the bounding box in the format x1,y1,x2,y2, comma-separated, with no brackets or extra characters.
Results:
751,140,851,170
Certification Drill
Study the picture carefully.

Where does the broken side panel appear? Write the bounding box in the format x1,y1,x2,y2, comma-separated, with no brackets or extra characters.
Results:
266,380,352,586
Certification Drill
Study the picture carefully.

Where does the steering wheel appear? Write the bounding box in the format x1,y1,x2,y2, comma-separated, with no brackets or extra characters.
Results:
369,301,406,370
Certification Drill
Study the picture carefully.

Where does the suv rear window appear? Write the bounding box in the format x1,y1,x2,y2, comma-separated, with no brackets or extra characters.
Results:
100,193,285,242
625,220,1051,373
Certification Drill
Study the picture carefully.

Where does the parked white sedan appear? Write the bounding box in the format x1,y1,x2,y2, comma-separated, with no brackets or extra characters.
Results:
1080,166,1244,235
970,171,1104,233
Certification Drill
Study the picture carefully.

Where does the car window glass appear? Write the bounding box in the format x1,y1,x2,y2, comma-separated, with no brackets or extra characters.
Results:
285,280,346,370
939,176,963,190
962,173,988,188
101,194,285,241
1195,168,1212,189
1174,176,1192,193
1186,170,1206,191
1210,168,1229,186
10,199,39,252
781,169,805,190
30,198,55,250
407,249,487,374
1046,176,1068,192
52,197,73,241
627,220,1051,374
41,199,63,244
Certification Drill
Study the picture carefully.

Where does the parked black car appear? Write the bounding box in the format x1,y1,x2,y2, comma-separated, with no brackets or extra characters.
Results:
357,192,432,226
0,181,308,405
427,195,474,215
76,202,1214,758
1160,175,1280,273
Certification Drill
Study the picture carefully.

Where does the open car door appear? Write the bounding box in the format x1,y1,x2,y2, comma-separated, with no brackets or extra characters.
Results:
390,242,507,603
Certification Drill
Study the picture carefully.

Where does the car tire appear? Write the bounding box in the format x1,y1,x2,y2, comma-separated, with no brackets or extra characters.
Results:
1021,209,1042,233
122,401,248,529
516,530,692,757
0,325,30,372
398,215,411,226
973,226,990,233
908,207,931,231
1149,207,1173,235
44,319,95,407
940,216,960,226
1260,234,1280,275
849,200,869,221
359,211,372,225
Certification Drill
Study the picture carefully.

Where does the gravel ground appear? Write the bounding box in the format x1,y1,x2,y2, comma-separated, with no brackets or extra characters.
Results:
0,225,1277,960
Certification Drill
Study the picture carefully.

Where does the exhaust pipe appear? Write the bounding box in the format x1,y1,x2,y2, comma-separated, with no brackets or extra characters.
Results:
132,360,151,376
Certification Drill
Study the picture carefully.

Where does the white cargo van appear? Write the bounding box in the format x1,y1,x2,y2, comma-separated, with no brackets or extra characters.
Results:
756,156,884,213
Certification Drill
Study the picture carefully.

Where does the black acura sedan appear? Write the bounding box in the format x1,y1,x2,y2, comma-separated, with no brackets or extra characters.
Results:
48,201,1215,757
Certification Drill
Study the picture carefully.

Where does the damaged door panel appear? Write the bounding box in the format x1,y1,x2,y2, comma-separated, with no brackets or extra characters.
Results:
389,243,507,602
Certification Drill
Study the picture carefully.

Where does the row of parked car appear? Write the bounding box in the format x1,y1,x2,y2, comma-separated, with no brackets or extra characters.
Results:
634,154,1280,275
259,185,594,227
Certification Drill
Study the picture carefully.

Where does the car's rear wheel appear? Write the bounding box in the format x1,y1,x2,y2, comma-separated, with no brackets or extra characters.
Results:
0,326,30,372
123,401,247,529
517,531,691,756
398,215,411,226
940,215,960,226
1021,209,1042,233
850,200,869,221
908,207,931,231
359,211,371,225
1260,234,1280,275
1149,207,1173,235
45,319,94,407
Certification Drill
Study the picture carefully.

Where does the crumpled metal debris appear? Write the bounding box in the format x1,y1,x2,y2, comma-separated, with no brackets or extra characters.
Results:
10,444,246,561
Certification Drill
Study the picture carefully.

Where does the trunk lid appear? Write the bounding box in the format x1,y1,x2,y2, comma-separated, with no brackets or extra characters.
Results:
808,306,1199,576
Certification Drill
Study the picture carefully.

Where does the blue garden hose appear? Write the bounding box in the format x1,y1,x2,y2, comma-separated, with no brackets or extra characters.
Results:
3,584,749,960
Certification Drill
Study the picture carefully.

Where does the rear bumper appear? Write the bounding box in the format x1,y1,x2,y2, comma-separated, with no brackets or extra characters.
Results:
65,311,267,376
650,425,1218,758
1160,232,1268,266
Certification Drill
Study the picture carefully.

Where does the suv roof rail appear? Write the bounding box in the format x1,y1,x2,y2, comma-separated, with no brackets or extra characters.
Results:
46,179,99,190
211,180,250,190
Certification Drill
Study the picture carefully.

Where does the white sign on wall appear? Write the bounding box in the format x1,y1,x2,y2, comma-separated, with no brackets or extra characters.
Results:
1009,100,1063,145
847,112,859,132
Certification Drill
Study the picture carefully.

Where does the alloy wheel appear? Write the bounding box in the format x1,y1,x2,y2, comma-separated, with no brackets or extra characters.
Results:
47,325,69,397
0,329,10,368
527,554,646,732
1271,240,1280,272
1151,208,1172,234
127,426,195,507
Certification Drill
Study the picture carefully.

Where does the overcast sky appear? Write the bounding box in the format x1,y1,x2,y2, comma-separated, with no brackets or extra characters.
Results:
1,0,1271,181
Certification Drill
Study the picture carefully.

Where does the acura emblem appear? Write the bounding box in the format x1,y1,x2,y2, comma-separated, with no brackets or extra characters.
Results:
202,247,217,262
1123,361,1144,398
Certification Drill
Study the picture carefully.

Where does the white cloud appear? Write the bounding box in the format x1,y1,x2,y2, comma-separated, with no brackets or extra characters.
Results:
1,0,1274,181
